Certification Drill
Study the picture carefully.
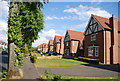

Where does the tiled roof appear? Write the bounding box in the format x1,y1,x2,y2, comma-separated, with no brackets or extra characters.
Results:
55,35,64,43
49,40,54,45
0,40,3,43
37,43,48,48
42,43,48,47
0,40,7,45
92,14,120,31
67,30,84,42
92,14,111,29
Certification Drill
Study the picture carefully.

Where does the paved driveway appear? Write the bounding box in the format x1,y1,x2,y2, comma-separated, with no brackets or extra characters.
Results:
37,65,120,77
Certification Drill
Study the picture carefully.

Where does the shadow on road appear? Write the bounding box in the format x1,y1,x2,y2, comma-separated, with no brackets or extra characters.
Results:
80,64,120,73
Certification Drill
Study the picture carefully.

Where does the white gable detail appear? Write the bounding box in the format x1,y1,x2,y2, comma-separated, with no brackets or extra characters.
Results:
64,32,70,42
84,16,104,35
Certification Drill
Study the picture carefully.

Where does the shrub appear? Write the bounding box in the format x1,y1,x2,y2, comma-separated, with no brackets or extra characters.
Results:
1,70,8,79
53,74,62,81
78,57,99,64
30,54,37,63
43,69,62,81
44,69,52,79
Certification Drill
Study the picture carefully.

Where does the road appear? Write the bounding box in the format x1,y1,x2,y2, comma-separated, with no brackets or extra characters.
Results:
37,65,120,77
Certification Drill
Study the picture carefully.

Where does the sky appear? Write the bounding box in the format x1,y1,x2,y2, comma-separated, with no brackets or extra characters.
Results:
0,0,119,46
32,2,118,47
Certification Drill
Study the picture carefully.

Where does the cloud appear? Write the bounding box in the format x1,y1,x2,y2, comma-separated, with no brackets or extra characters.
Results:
46,5,111,21
63,5,111,20
46,16,80,20
32,29,59,47
0,1,9,20
0,1,8,43
0,20,8,43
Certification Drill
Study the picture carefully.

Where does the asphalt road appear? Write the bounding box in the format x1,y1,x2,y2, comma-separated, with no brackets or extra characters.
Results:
37,65,120,77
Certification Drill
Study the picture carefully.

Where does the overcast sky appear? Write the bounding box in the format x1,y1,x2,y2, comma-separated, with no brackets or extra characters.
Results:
0,0,119,46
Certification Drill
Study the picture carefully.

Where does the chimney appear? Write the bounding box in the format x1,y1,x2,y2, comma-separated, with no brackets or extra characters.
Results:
109,14,119,64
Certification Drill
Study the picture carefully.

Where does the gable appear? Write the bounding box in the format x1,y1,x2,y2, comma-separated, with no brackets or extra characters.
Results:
64,31,70,42
85,16,104,35
53,37,56,44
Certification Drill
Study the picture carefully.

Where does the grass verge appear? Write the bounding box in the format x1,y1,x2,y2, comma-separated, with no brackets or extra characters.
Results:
35,58,94,67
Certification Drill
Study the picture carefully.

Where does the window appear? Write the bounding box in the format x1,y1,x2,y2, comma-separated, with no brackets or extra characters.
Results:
66,42,69,46
88,47,93,56
72,50,74,53
72,41,74,45
67,49,69,56
95,47,99,57
91,34,96,41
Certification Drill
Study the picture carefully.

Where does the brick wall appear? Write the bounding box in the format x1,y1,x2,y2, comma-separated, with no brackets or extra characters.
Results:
84,31,104,63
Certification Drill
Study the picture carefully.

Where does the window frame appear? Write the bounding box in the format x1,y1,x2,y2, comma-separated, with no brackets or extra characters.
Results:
66,42,69,46
88,47,93,56
95,47,99,57
72,41,74,46
91,34,96,41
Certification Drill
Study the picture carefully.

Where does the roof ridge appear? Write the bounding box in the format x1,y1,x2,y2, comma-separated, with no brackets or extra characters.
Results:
68,30,84,33
92,14,109,20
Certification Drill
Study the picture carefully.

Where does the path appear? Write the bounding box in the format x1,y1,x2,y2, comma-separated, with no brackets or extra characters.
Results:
37,65,120,77
22,57,40,79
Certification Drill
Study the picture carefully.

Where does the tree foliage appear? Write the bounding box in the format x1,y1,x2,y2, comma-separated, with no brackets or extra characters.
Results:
8,2,44,66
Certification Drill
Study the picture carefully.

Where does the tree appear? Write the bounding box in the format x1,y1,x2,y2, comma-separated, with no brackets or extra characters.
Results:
8,2,44,76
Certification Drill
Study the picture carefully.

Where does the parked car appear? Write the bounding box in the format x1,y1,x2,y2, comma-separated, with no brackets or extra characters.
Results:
2,51,8,54
48,51,56,55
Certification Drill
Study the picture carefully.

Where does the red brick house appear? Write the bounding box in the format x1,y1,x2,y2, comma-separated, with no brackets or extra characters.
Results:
53,35,64,54
84,14,120,64
0,40,8,49
64,30,84,57
37,43,48,53
48,40,54,52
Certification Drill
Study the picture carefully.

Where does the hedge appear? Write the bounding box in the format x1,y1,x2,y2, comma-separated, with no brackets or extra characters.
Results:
78,57,99,64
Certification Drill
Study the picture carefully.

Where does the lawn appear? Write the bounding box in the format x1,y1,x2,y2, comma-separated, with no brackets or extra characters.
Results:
35,58,91,67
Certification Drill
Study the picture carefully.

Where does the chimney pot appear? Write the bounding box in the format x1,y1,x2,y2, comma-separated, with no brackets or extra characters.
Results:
112,14,114,17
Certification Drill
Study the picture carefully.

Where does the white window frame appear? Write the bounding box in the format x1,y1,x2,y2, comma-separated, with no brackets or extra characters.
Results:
91,34,96,41
72,41,74,46
88,47,93,56
66,42,69,46
95,47,99,57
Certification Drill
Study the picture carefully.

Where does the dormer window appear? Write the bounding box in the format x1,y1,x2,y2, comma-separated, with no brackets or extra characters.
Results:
91,34,96,41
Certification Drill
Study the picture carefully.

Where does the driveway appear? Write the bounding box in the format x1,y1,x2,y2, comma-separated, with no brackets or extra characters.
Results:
37,65,120,77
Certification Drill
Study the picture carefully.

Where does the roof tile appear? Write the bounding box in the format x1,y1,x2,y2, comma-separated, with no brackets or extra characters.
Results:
67,30,84,43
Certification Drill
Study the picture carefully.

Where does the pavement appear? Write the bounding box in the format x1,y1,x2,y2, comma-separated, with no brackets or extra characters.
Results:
37,65,120,77
22,57,40,79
